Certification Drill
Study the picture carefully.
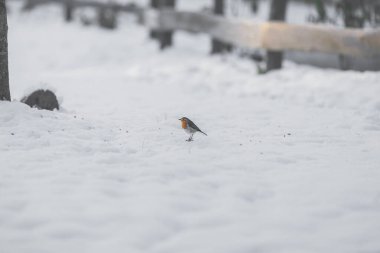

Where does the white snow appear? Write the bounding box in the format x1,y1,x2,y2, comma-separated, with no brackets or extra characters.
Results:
1,3,380,253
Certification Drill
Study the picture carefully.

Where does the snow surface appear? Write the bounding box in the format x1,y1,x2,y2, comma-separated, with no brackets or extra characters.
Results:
1,3,380,253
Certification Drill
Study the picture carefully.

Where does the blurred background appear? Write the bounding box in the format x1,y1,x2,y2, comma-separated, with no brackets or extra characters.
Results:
6,0,380,72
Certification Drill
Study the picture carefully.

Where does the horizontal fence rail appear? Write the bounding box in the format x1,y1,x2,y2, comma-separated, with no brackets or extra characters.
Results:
141,8,380,58
23,0,137,12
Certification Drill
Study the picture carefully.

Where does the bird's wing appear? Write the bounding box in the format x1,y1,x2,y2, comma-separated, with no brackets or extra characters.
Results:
188,119,202,132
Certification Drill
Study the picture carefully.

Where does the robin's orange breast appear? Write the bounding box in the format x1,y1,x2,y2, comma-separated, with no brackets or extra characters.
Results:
181,120,187,129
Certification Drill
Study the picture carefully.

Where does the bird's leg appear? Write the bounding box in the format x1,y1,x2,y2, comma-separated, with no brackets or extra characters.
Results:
186,133,194,142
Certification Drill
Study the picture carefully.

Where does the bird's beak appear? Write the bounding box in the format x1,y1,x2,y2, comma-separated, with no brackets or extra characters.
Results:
178,119,181,121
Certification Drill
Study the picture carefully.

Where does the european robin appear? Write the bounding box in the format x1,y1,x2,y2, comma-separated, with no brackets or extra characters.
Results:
179,117,207,141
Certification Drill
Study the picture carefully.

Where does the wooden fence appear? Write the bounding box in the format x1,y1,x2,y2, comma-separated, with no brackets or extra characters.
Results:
141,9,380,58
22,0,380,71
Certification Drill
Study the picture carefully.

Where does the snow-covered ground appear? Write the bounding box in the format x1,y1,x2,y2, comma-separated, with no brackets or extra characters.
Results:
1,3,380,253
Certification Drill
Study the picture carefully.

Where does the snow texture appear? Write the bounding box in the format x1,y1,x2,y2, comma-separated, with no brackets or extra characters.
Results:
1,3,380,253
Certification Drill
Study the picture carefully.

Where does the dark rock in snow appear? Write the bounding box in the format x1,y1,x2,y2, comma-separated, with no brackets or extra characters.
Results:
21,89,59,111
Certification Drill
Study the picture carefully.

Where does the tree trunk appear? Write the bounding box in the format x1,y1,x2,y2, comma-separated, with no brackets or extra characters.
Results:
211,0,232,54
266,0,288,72
0,0,11,101
314,0,327,22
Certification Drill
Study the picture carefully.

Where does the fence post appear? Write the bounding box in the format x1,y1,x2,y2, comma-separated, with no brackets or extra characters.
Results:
97,5,118,29
266,0,288,71
150,0,176,50
149,0,159,39
64,0,74,22
211,0,232,54
338,0,362,70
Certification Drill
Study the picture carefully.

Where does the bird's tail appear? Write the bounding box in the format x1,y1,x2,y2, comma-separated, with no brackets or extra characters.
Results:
200,130,207,136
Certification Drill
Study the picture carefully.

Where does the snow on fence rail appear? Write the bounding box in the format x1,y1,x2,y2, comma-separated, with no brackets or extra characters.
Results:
141,8,380,58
